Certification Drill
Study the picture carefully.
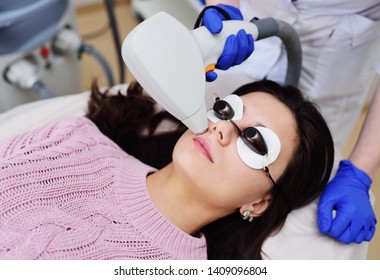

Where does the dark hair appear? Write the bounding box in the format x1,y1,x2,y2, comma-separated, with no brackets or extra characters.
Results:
202,80,334,259
86,80,186,169
86,79,334,259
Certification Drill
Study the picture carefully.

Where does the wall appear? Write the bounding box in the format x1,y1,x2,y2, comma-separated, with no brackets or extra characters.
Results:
72,0,102,7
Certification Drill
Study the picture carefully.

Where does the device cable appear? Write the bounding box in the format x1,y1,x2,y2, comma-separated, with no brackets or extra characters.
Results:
31,80,55,99
103,0,125,84
79,43,115,86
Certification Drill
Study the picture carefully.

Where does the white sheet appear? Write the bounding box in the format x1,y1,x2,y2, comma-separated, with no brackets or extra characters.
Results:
0,88,370,259
0,92,90,140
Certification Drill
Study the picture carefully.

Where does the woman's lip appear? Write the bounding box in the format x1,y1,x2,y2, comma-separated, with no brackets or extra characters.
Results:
193,137,213,163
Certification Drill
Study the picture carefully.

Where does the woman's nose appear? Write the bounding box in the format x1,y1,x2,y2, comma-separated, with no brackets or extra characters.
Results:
209,120,238,146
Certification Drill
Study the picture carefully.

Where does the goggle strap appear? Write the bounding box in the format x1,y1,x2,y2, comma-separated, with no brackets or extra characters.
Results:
264,165,291,214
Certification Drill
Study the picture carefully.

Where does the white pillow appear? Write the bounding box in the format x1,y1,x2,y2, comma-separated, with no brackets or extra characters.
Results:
0,92,90,140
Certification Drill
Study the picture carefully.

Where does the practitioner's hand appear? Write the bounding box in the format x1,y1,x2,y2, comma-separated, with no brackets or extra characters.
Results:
201,4,254,81
202,4,244,34
318,160,377,244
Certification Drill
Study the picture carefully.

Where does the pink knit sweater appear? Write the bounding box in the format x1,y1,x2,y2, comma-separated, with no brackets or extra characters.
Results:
0,117,207,260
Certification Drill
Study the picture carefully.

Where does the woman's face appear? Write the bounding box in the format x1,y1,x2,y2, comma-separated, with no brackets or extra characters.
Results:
172,91,299,216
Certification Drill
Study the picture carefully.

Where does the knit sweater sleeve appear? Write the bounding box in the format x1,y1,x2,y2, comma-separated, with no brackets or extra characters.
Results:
0,117,104,159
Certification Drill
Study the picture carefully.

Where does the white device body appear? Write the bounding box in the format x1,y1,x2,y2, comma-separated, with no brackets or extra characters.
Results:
122,12,208,134
121,12,259,134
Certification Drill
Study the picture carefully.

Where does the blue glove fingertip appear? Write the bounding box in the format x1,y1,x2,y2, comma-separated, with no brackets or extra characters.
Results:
318,218,331,233
365,225,376,241
203,10,223,34
234,30,249,65
216,34,238,70
317,201,334,233
202,4,244,34
337,230,352,245
354,228,366,244
217,4,244,21
206,71,218,82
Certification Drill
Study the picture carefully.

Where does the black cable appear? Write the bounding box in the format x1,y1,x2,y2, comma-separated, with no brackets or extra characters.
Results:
103,0,125,84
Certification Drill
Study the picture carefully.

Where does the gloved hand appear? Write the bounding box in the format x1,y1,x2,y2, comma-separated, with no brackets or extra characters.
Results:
318,160,377,244
202,4,244,34
201,4,254,81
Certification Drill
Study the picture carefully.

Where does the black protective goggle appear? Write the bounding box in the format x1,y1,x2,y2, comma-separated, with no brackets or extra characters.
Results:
213,98,276,186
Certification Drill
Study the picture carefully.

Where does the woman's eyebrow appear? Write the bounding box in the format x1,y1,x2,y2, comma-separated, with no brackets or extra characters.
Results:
255,122,267,128
241,104,267,128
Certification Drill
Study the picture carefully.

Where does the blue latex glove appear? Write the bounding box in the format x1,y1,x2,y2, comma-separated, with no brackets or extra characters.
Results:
201,4,254,81
318,160,377,244
202,4,244,34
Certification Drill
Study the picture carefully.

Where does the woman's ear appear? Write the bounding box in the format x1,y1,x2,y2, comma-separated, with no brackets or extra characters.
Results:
240,193,272,218
251,195,271,217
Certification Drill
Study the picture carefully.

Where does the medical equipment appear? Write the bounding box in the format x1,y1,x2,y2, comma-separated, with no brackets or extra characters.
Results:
122,12,301,134
0,0,118,113
0,0,80,112
131,0,204,29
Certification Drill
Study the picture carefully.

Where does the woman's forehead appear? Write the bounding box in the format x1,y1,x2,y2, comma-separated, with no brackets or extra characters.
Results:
240,91,278,105
241,92,298,140
240,92,288,119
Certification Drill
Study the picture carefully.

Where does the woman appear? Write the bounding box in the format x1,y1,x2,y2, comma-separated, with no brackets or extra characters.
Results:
0,80,334,259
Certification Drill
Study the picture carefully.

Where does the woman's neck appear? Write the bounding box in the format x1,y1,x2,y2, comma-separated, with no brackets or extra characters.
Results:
146,164,216,235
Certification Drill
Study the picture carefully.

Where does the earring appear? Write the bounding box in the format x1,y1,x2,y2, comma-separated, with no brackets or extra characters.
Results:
248,214,254,222
241,210,254,222
241,210,250,220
